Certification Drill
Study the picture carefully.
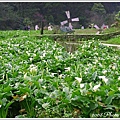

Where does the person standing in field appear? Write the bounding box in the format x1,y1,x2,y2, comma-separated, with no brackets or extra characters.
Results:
35,25,39,30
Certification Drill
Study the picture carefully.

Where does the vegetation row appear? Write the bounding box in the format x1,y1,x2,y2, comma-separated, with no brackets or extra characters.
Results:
0,31,120,118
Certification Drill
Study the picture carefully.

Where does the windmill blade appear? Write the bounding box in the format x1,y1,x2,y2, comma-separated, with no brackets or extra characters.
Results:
60,20,68,25
65,11,70,19
71,18,79,21
94,24,100,30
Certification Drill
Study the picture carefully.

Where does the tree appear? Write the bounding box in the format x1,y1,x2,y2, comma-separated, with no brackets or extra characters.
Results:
91,3,106,15
0,2,120,30
104,13,116,26
89,3,107,27
48,15,54,24
111,11,120,27
115,11,120,21
0,3,19,30
23,17,32,26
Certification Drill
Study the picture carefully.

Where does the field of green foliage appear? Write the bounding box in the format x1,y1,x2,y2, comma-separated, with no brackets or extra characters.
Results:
0,30,120,118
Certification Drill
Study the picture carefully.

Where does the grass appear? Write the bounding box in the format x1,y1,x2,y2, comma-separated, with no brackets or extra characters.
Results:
104,36,120,45
1,27,120,45
0,27,118,36
74,28,97,35
55,27,120,35
30,27,120,35
102,27,120,34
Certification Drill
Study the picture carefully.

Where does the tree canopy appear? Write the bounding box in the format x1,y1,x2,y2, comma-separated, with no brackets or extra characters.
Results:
0,2,120,30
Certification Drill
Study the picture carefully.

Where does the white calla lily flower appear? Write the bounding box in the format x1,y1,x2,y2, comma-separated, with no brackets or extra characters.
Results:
93,84,100,91
29,64,37,75
103,77,108,84
65,67,71,72
29,58,33,61
24,73,31,80
75,77,82,83
98,76,108,84
22,94,27,99
80,83,85,88
102,70,107,74
98,76,106,79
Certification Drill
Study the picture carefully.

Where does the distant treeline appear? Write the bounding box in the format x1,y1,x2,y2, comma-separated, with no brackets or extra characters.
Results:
0,2,120,30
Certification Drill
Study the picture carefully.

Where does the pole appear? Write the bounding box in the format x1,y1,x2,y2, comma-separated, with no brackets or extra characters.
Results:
41,20,44,35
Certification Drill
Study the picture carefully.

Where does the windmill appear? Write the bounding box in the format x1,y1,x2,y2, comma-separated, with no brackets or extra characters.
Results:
60,11,79,30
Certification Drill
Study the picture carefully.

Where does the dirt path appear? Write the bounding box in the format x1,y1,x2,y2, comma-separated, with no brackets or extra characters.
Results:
64,42,120,48
102,43,120,49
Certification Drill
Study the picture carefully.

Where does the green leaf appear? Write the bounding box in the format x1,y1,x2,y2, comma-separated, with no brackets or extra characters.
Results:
108,91,116,96
42,103,49,109
2,98,7,106
63,87,69,94
5,101,14,110
91,71,97,81
90,103,98,111
105,95,115,105
61,99,70,104
104,105,116,110
4,101,14,117
19,87,30,93
3,86,12,92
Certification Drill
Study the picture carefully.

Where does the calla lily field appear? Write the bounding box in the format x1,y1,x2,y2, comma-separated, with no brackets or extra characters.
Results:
0,30,120,118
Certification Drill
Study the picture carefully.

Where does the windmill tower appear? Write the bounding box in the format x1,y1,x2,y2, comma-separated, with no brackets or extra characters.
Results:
60,11,79,29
